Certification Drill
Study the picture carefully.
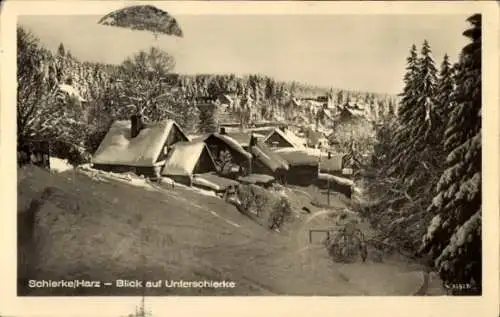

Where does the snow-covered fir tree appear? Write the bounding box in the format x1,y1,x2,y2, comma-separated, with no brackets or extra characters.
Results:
390,44,420,175
420,14,482,295
391,41,440,182
415,40,439,144
435,54,455,145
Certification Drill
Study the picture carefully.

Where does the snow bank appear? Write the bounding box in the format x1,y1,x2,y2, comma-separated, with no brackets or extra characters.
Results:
49,157,73,173
80,165,223,200
318,173,354,187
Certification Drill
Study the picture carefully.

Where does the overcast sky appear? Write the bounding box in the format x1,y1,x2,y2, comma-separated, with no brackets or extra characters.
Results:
18,13,469,95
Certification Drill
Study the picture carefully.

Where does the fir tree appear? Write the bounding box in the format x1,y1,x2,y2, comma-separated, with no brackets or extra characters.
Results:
57,42,66,56
392,41,439,180
435,54,455,145
420,14,482,295
397,44,419,124
415,40,439,144
390,44,420,175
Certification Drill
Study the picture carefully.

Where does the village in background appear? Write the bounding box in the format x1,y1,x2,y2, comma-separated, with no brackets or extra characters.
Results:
15,7,481,314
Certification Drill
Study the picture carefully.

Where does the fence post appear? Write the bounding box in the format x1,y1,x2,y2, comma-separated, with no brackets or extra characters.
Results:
327,178,330,206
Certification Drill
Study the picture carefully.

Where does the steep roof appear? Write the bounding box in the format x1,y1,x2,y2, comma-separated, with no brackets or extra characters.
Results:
250,140,290,173
92,119,189,167
162,141,216,176
263,128,306,149
204,133,253,161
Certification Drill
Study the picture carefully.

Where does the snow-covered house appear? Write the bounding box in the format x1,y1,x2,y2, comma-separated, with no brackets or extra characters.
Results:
91,115,190,177
263,128,306,149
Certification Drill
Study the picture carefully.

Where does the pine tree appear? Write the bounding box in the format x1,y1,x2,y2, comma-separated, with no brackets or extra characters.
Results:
420,14,482,295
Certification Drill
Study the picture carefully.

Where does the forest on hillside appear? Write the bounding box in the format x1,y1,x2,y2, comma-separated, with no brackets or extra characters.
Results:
17,12,481,295
17,23,398,161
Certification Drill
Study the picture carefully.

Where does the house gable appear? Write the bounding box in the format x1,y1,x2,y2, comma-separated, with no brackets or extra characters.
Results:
193,145,218,174
264,131,294,148
156,123,190,163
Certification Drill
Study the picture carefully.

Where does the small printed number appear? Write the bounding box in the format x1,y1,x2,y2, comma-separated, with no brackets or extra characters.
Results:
444,283,473,290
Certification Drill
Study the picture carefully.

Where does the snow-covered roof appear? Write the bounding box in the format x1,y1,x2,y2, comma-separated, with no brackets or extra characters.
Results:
92,119,188,167
58,84,86,102
250,141,290,172
205,133,253,161
264,128,306,149
162,141,216,176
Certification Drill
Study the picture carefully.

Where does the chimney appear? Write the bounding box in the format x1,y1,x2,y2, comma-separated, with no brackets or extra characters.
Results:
249,133,257,147
219,127,227,135
130,114,145,138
